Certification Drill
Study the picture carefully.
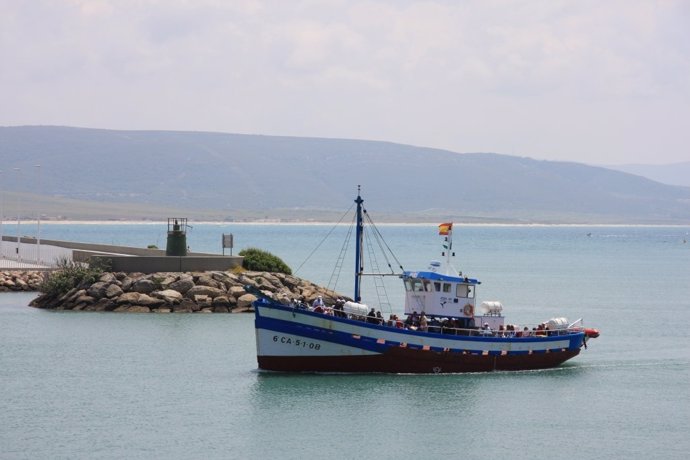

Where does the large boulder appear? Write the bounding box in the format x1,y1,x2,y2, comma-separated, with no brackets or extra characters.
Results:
99,298,118,311
116,292,141,305
105,284,124,298
153,289,183,304
2,278,16,288
196,275,223,289
236,293,257,309
60,288,84,304
185,285,226,299
136,294,165,307
212,295,233,308
14,278,28,290
214,272,241,290
156,275,177,288
120,276,135,291
87,282,108,299
173,299,196,313
75,295,96,305
254,276,277,292
131,279,156,294
228,286,246,298
99,272,118,284
238,275,258,288
168,277,194,294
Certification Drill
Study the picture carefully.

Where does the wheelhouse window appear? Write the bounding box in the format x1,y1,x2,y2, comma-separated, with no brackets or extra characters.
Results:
443,283,451,293
434,282,441,292
456,284,475,298
405,279,425,292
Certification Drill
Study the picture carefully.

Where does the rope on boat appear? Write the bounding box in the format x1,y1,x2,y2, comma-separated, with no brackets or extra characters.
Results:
327,214,356,293
294,202,355,276
362,211,405,273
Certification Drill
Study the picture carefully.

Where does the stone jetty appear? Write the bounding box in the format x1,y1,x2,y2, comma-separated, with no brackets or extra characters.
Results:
28,270,347,313
1,271,45,292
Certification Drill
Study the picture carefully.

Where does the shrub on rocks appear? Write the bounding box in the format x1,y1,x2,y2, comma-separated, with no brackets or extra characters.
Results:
238,248,292,275
40,257,106,296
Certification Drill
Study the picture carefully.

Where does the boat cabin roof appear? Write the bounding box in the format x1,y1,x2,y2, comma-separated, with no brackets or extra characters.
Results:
402,271,481,285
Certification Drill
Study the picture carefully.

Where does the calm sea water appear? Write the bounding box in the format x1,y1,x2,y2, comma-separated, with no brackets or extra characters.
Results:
1,224,689,459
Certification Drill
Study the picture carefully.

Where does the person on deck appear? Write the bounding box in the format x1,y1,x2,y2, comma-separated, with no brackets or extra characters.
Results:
411,311,420,327
333,299,345,318
375,311,384,325
419,312,428,332
312,296,325,313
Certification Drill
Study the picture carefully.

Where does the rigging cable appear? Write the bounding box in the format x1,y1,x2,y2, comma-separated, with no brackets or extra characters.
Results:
363,223,393,313
327,213,356,294
363,211,406,273
293,202,355,276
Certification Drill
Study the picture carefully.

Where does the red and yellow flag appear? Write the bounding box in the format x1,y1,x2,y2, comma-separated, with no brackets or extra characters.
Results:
438,222,452,235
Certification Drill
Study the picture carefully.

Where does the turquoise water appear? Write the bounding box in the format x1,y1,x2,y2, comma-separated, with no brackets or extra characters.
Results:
1,224,689,459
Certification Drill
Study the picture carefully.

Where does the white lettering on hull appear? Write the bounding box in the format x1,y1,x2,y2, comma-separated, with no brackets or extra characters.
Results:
256,329,379,357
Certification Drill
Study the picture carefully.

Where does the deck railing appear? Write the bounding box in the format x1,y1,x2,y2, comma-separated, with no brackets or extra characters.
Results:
291,303,580,338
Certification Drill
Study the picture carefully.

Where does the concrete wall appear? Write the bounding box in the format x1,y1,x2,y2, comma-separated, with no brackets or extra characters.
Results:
3,236,166,256
89,255,243,273
2,236,243,273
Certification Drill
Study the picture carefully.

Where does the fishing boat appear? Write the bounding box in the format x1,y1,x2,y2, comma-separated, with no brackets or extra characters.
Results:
252,189,599,373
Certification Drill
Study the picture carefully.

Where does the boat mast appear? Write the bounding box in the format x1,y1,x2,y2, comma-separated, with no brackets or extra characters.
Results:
354,186,364,302
444,226,453,273
439,222,456,276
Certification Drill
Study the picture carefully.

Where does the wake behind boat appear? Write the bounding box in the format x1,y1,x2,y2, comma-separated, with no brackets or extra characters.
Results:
253,189,599,373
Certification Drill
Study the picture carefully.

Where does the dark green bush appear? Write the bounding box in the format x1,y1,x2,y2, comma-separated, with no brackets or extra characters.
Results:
239,248,292,274
40,256,109,296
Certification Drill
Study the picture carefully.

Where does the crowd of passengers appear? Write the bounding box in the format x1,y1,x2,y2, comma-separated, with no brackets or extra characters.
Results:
291,297,558,337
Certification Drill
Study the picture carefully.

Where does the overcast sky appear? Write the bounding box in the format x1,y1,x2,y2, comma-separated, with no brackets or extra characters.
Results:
1,0,689,164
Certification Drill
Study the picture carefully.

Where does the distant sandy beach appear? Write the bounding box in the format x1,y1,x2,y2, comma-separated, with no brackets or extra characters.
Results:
13,219,690,228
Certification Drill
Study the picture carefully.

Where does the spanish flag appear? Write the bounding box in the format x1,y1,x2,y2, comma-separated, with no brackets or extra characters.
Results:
438,222,452,235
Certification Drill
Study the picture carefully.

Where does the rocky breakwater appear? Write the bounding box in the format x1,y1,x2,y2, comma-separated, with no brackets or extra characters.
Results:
1,271,45,292
29,270,345,313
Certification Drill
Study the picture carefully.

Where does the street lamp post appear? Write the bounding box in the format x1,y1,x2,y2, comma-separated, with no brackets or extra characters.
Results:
13,167,21,263
34,164,41,264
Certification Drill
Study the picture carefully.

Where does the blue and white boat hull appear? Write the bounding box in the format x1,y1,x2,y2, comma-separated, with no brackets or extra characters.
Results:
254,299,584,373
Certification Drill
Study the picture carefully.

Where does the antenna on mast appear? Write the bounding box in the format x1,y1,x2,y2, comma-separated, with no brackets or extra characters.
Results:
438,222,459,276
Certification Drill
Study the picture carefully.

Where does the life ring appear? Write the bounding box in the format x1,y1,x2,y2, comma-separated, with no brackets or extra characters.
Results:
463,304,474,317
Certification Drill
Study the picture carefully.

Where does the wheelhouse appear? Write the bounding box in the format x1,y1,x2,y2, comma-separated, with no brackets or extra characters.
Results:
402,270,480,319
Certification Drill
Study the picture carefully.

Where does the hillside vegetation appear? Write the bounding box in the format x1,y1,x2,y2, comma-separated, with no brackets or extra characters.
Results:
2,126,689,223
